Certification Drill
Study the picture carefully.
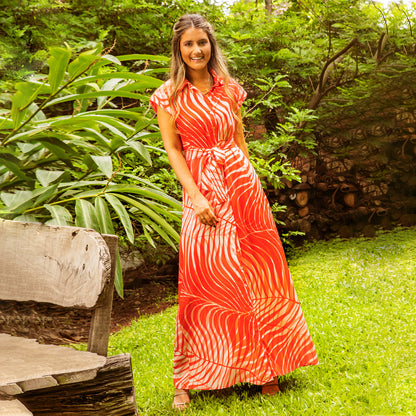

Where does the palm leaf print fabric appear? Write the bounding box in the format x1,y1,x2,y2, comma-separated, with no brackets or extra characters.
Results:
150,72,318,390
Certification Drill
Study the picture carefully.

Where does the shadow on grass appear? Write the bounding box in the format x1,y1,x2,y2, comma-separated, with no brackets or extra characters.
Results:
190,372,301,401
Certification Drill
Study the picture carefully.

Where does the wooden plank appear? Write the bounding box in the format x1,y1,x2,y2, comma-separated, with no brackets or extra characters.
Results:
0,220,112,308
18,354,138,415
54,369,98,385
88,234,118,356
0,399,33,415
0,334,106,391
18,376,58,392
0,383,23,396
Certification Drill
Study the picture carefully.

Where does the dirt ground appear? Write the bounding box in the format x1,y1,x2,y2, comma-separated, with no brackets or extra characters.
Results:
0,263,179,345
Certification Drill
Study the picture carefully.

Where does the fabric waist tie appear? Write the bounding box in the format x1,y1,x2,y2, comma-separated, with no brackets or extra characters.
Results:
185,144,238,205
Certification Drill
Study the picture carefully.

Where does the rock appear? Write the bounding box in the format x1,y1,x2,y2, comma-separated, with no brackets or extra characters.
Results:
118,247,144,272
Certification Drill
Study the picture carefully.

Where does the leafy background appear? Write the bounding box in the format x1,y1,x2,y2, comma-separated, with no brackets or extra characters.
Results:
1,0,415,293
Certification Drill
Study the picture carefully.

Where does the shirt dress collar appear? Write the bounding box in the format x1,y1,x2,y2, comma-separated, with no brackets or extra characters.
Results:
179,69,224,93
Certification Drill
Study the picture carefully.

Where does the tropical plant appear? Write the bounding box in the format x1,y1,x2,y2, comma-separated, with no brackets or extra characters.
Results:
0,45,182,296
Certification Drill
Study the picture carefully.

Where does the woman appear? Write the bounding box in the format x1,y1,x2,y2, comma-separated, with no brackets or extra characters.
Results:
150,14,318,410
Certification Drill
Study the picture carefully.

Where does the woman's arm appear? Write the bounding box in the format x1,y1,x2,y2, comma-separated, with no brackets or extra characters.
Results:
233,108,250,159
156,106,218,227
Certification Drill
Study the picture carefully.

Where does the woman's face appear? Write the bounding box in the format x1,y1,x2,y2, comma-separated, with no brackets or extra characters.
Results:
180,28,211,73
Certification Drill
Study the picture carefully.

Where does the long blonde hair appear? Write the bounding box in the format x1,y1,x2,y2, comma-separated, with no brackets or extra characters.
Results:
169,14,233,118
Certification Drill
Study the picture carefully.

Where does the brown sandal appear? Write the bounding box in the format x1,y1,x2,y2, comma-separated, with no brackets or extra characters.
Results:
261,377,280,396
172,389,190,411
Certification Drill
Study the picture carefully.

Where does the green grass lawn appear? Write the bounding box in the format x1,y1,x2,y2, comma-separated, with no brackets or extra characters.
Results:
108,227,416,415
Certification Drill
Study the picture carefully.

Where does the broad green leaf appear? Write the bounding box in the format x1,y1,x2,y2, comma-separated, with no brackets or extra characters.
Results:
71,72,164,89
141,222,156,248
80,109,144,121
139,198,182,223
3,126,49,144
140,216,177,250
123,141,152,166
117,54,170,63
105,184,181,210
6,133,76,160
45,204,73,226
48,47,71,94
115,251,123,298
104,193,134,244
139,68,169,76
11,82,42,128
95,119,133,138
97,78,124,108
83,154,98,171
17,142,41,154
110,136,125,151
95,196,115,234
145,145,167,154
0,152,21,169
27,102,46,121
49,114,135,135
101,78,124,91
70,188,102,199
131,132,161,141
134,117,153,132
101,54,122,66
0,95,13,106
0,190,35,214
41,141,74,165
36,169,65,187
46,115,98,129
0,152,33,184
111,193,179,242
78,127,111,148
57,180,109,191
91,155,113,179
33,183,59,206
0,116,13,130
14,214,37,222
45,91,149,108
75,198,99,230
68,54,98,80
24,80,52,95
117,173,161,190
118,79,164,92
1,190,33,209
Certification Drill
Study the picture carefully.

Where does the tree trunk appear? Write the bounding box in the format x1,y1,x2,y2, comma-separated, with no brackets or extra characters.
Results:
265,0,272,14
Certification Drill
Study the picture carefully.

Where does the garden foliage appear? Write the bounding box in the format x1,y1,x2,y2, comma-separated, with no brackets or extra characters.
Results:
0,0,415,285
0,45,181,295
2,1,414,176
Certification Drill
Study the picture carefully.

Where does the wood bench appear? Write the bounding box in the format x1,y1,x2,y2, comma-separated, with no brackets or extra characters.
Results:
0,219,138,415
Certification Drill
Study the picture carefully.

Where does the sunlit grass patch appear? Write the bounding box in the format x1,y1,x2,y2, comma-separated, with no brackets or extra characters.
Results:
108,227,416,415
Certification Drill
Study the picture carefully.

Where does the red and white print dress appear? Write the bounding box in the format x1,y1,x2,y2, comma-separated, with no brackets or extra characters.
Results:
150,72,318,390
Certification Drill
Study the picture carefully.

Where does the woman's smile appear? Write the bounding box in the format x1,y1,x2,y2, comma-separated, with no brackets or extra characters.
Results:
180,28,211,72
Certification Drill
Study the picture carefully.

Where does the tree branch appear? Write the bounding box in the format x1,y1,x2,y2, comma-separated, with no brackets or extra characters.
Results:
309,37,358,110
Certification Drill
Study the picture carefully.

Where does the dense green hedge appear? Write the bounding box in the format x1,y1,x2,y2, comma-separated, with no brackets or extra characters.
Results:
0,0,222,80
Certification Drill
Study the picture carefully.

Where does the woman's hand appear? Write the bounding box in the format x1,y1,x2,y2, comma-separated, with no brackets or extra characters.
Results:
156,106,218,228
191,193,218,227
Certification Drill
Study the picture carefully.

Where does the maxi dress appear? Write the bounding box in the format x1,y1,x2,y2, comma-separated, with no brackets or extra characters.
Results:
150,72,318,390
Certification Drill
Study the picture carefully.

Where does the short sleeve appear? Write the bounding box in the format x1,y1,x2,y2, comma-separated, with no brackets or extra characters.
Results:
229,78,247,109
149,81,173,115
